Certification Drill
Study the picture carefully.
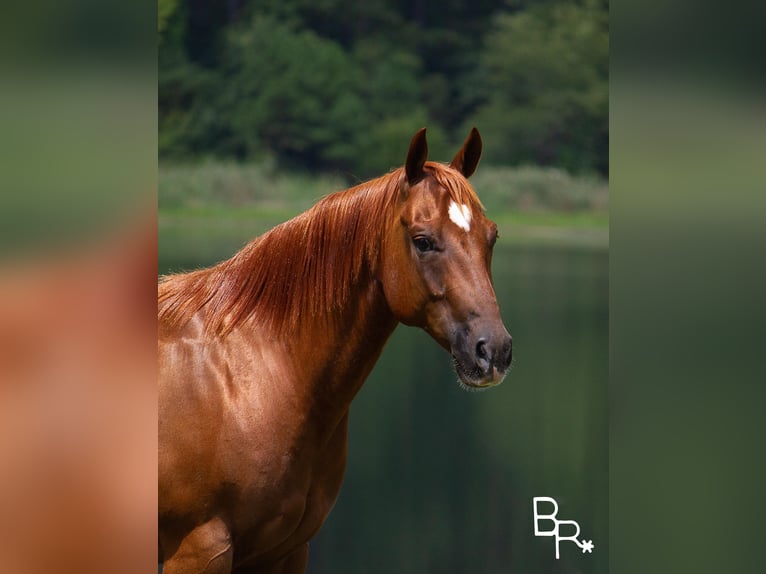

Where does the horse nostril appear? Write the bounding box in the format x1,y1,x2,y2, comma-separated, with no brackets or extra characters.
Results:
502,337,513,368
476,339,492,372
475,339,489,361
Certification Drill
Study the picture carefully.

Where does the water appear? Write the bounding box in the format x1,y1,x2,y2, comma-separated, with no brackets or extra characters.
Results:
159,237,608,573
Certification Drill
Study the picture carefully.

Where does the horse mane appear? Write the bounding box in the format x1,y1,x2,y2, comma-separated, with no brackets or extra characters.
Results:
158,162,483,337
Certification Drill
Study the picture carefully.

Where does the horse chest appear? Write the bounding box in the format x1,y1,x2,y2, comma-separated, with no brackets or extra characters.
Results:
231,413,350,561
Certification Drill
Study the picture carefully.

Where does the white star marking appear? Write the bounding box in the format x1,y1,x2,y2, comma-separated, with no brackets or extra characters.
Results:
448,201,472,232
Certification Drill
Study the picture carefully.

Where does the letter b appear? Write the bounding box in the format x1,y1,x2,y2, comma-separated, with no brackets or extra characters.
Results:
533,497,559,537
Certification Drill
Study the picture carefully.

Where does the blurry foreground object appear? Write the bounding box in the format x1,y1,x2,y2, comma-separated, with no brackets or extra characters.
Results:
0,0,156,569
0,216,157,574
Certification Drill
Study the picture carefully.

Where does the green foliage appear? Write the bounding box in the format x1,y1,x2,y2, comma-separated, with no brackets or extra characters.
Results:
157,0,179,34
353,113,448,176
158,0,609,177
221,17,365,168
160,161,607,214
471,0,608,173
158,160,345,212
472,164,608,212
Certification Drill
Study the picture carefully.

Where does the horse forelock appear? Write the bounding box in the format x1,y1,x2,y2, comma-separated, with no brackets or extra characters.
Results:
423,162,484,214
157,163,484,338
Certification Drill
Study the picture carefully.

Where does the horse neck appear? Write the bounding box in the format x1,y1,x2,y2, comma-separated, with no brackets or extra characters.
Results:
286,267,398,430
244,182,401,431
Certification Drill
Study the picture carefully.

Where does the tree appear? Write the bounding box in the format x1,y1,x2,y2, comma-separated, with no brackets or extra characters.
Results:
218,17,366,169
158,0,609,176
470,0,608,174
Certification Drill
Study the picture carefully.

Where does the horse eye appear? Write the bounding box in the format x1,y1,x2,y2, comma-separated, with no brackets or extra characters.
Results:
413,236,434,253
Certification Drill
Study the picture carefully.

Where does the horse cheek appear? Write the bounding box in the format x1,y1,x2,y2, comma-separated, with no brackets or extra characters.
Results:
381,266,425,326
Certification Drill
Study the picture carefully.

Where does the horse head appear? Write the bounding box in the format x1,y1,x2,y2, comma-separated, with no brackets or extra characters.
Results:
380,128,513,389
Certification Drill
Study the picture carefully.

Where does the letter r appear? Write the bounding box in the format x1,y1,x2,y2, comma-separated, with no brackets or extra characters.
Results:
533,497,559,537
555,519,581,559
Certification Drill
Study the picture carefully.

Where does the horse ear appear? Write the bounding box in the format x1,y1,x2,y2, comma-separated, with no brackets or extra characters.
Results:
450,127,482,178
405,127,428,185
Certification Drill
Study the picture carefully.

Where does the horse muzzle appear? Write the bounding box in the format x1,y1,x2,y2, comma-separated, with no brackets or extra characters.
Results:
450,327,512,390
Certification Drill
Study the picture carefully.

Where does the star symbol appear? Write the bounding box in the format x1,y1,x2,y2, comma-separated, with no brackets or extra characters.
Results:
580,539,594,554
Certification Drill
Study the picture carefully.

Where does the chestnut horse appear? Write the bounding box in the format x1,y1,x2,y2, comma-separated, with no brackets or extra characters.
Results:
158,128,512,573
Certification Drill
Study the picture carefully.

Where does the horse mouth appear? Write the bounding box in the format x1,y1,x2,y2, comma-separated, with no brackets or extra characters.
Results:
452,356,506,391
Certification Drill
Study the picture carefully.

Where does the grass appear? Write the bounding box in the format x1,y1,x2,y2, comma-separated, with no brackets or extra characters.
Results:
471,165,608,213
159,161,609,268
159,159,345,212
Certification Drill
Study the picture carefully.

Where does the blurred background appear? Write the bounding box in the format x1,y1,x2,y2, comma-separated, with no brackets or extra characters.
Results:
159,1,608,573
158,0,608,177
